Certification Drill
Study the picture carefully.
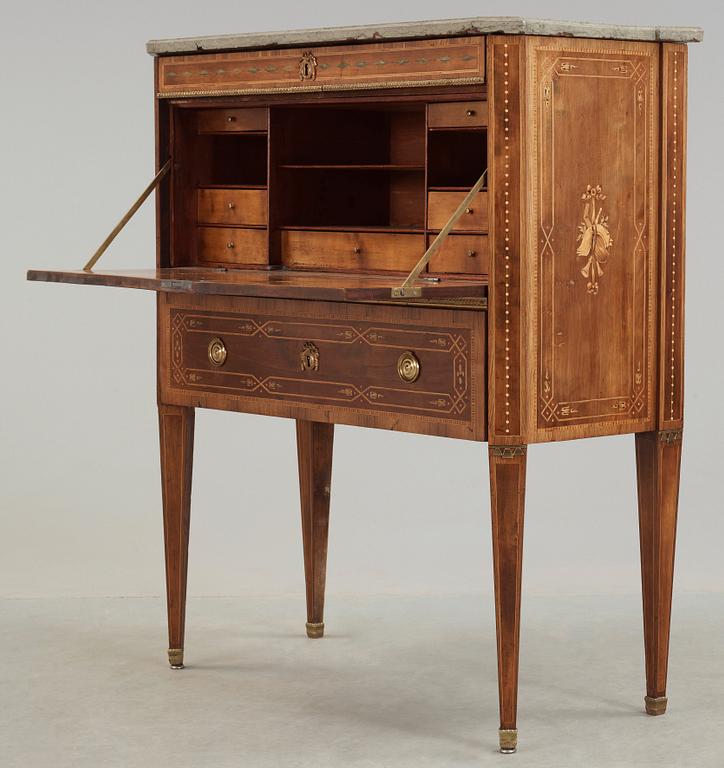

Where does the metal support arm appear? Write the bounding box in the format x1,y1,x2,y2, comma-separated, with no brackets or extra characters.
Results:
391,169,487,298
82,159,172,272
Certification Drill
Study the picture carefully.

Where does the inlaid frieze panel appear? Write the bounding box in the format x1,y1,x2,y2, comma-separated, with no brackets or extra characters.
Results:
528,37,659,439
157,37,485,98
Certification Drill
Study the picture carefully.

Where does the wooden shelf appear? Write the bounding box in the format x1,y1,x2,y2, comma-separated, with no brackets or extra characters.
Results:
427,185,489,192
279,224,425,234
198,184,267,190
279,164,425,171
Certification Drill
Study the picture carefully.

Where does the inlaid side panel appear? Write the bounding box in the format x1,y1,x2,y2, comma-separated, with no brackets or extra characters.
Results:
659,45,687,429
527,37,659,441
488,37,526,444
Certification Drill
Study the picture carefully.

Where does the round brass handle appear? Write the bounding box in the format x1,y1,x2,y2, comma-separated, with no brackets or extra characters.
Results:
226,241,235,249
227,115,236,122
466,109,476,117
397,351,421,383
227,201,235,209
208,337,227,367
353,247,362,255
467,249,477,258
465,207,474,215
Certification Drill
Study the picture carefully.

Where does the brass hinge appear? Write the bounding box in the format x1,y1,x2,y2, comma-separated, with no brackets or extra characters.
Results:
82,158,172,272
391,169,487,299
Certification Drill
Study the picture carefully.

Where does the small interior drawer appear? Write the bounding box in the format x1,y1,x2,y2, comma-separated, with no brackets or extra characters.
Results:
198,226,268,266
281,230,424,272
197,108,268,133
428,101,488,129
428,191,489,232
197,188,267,226
428,234,489,275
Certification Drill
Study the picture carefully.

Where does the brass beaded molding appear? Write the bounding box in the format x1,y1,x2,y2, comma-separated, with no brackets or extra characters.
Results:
158,76,485,100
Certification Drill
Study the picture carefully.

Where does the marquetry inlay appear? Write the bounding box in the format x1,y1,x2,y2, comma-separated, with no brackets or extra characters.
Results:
490,38,522,442
503,43,512,435
576,185,613,295
670,51,679,422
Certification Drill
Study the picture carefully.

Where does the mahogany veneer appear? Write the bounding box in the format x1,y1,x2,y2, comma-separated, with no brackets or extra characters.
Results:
27,18,700,755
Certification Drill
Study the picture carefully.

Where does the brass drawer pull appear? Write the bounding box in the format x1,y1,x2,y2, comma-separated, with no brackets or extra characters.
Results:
208,337,227,367
353,246,362,255
467,249,477,258
226,241,235,249
227,115,236,122
300,341,320,372
397,351,420,383
466,109,476,117
465,207,474,215
227,201,235,209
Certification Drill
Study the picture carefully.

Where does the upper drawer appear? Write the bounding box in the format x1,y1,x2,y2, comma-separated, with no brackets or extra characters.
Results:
428,191,489,232
197,108,267,133
428,100,488,129
197,188,267,226
157,37,485,98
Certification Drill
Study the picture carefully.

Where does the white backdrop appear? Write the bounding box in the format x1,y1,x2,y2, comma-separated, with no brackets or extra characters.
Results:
1,0,721,599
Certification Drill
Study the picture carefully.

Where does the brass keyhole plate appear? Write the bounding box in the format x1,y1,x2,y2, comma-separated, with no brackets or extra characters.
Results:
397,351,421,383
300,341,320,372
208,337,227,367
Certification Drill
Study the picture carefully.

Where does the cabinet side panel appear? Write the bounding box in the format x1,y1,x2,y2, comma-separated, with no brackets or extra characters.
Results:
488,36,526,444
659,44,687,429
526,37,659,442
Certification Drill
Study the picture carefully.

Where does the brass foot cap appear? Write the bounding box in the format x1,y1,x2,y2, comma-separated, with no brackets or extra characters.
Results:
306,622,324,639
645,695,667,716
499,729,518,754
167,648,184,669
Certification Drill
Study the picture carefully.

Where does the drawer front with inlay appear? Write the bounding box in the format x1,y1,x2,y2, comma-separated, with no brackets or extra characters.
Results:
198,226,268,266
160,294,485,440
197,189,267,226
282,230,424,273
428,234,490,275
428,191,489,232
157,37,485,98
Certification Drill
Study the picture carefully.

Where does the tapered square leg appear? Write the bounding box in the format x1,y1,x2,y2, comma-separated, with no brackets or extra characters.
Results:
159,404,195,669
296,420,334,639
488,445,527,753
636,429,682,715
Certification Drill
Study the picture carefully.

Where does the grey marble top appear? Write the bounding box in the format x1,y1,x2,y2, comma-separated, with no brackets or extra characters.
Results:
146,16,703,55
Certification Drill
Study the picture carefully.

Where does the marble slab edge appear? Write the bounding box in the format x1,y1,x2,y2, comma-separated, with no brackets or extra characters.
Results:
146,16,703,55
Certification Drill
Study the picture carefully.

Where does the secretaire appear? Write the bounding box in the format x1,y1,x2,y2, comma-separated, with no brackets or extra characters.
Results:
27,16,703,754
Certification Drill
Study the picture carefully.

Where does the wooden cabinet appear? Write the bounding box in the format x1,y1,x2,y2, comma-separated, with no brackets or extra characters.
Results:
27,17,701,757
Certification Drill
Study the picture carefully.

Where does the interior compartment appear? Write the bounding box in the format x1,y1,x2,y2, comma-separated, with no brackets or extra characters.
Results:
427,129,487,189
197,134,268,187
274,105,426,231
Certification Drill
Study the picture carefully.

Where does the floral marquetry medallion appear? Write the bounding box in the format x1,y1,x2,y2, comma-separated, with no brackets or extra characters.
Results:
529,37,659,437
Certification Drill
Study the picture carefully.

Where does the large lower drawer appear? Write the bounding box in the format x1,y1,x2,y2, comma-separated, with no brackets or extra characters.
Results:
159,294,486,440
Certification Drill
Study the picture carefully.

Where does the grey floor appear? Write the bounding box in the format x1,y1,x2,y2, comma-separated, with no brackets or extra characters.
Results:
1,593,722,768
